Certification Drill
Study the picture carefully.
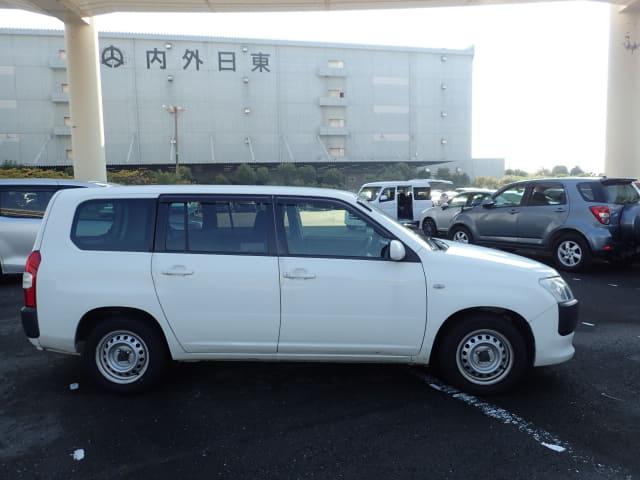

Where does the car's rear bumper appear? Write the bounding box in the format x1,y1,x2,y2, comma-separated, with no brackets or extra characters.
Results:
21,306,40,338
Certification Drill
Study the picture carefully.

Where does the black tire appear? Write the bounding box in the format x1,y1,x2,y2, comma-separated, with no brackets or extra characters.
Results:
434,314,528,395
85,316,169,394
449,225,473,244
422,218,437,237
553,233,592,272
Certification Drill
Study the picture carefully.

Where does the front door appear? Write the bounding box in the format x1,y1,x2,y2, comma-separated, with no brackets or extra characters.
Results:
276,197,427,356
475,184,526,243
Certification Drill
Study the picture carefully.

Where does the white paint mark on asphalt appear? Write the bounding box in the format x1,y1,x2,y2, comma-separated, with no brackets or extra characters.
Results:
71,449,85,461
69,383,79,390
572,278,581,281
601,392,623,401
413,371,570,453
542,442,566,453
582,322,595,327
411,370,626,476
608,284,619,287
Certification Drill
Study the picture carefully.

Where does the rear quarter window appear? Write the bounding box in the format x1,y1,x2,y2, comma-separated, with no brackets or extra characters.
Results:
578,182,640,204
71,198,156,251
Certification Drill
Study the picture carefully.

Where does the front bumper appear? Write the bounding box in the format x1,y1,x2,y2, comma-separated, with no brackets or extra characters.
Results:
558,299,579,336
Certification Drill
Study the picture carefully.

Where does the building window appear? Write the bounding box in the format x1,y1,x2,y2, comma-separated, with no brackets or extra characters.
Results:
59,50,67,59
66,149,73,160
64,116,72,126
328,60,344,69
61,83,69,93
328,89,345,98
329,147,345,157
329,119,345,127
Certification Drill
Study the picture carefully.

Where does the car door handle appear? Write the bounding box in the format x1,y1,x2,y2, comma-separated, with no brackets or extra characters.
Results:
554,207,566,212
162,265,194,276
283,269,316,280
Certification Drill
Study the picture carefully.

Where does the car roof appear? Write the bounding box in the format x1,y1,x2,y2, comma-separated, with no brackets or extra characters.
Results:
52,184,359,203
0,178,107,187
521,177,637,185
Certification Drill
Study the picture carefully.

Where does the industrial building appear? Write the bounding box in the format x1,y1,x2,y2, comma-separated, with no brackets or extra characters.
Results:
0,28,493,185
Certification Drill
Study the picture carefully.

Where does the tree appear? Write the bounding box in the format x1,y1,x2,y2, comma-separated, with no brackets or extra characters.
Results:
570,166,584,176
277,163,297,185
534,168,551,177
234,164,256,184
473,176,499,189
323,168,343,188
214,174,231,185
436,167,452,181
255,166,271,185
451,171,470,188
551,165,569,176
297,165,317,185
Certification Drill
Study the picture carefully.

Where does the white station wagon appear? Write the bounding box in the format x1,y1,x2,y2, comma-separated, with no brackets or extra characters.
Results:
21,186,578,394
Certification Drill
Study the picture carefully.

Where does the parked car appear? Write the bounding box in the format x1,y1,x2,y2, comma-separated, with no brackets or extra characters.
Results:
0,178,108,275
356,179,452,223
418,189,494,237
448,177,640,271
21,185,577,395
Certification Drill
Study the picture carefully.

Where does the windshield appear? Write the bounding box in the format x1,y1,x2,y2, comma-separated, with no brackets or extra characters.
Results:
358,186,381,201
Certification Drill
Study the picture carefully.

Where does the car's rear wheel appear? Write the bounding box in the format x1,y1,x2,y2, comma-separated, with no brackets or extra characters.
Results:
435,314,528,395
553,233,592,272
422,218,437,237
450,225,472,244
85,316,168,394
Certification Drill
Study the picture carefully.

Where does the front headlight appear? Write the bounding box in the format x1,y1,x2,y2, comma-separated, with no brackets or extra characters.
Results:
539,276,575,303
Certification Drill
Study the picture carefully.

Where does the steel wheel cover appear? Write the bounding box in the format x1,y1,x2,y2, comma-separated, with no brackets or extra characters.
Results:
95,330,150,384
557,240,582,267
452,230,469,243
456,329,514,386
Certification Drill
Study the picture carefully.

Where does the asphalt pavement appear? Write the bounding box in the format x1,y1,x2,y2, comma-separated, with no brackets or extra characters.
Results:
1,257,639,479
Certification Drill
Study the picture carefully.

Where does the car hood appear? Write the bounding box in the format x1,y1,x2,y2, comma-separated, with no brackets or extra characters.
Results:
433,240,559,277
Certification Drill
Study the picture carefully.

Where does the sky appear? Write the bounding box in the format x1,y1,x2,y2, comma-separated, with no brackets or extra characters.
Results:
0,1,611,174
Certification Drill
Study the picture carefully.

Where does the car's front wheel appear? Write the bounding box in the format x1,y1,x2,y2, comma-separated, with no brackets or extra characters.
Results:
422,218,437,237
553,233,592,272
85,316,169,394
450,225,472,244
434,314,528,395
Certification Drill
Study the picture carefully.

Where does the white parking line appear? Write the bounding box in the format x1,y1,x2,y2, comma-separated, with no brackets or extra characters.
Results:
414,371,568,452
412,370,627,476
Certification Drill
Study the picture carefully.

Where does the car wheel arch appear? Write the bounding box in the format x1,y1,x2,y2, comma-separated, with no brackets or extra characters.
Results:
549,228,592,250
75,307,170,355
429,307,535,368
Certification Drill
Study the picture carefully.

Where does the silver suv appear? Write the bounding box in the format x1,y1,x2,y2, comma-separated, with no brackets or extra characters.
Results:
0,179,103,275
448,177,640,271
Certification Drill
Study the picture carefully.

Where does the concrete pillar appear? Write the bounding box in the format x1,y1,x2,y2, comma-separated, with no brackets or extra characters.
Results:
605,4,640,180
64,18,107,182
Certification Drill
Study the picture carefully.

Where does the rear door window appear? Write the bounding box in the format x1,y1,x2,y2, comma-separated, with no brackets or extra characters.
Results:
160,197,273,255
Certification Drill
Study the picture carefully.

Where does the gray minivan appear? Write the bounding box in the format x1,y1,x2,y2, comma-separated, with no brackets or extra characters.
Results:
0,179,104,275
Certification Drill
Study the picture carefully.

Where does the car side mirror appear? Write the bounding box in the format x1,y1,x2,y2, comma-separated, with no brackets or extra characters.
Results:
389,240,406,261
441,203,449,210
482,198,496,208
